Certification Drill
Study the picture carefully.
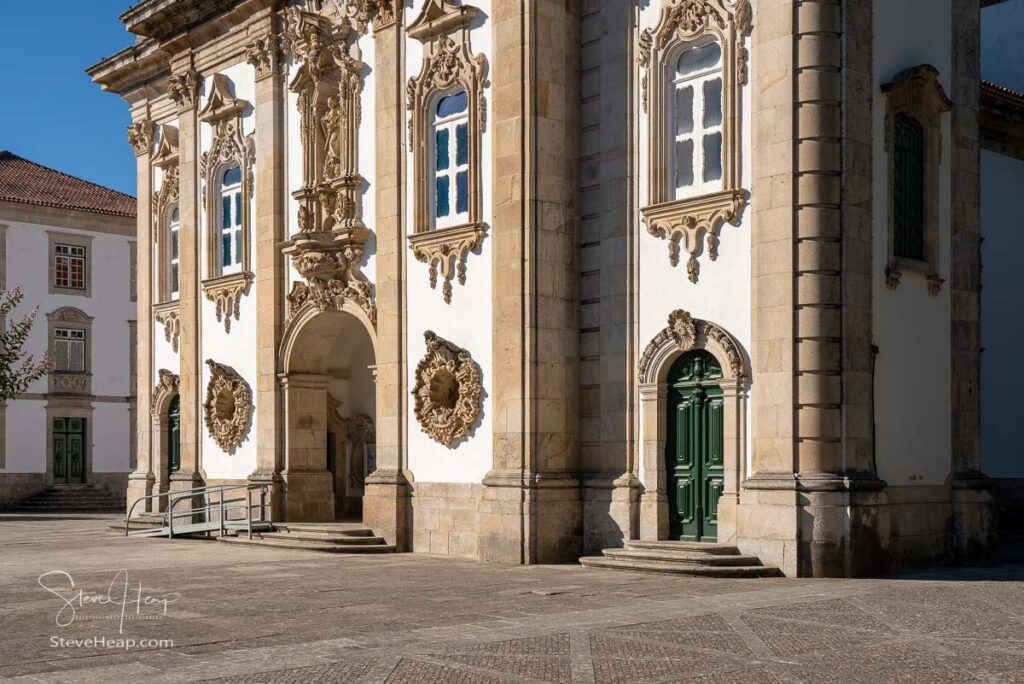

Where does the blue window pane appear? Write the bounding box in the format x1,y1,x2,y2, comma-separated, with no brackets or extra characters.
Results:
436,129,450,171
456,171,468,214
170,233,178,259
676,42,721,77
222,195,231,228
456,123,468,166
222,166,241,186
436,176,450,218
234,228,242,265
675,86,694,136
222,233,232,268
436,91,467,118
234,192,242,226
703,78,723,127
171,265,178,295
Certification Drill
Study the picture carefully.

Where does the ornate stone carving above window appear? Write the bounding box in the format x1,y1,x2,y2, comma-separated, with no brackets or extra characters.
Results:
126,120,154,157
406,0,488,302
638,0,751,283
151,369,179,416
198,73,256,331
638,308,747,384
882,65,951,296
203,359,253,453
283,229,376,324
153,300,181,352
168,67,201,112
412,331,482,447
244,33,282,81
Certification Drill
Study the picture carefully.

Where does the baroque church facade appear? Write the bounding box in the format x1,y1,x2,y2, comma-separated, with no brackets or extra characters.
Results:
90,0,1011,577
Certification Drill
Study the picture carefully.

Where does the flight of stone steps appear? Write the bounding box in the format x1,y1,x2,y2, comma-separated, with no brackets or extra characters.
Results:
579,540,780,577
218,522,396,554
5,485,124,513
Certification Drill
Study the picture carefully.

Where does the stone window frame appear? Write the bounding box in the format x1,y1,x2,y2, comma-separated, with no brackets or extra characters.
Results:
48,231,93,297
46,307,93,396
198,73,255,333
636,309,749,545
406,0,489,303
638,0,751,284
882,64,952,295
152,124,181,305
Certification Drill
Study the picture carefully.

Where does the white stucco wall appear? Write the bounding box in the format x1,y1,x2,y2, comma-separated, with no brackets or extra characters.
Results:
197,62,259,479
404,3,494,484
871,0,953,486
634,2,754,485
1,216,134,475
980,149,1024,478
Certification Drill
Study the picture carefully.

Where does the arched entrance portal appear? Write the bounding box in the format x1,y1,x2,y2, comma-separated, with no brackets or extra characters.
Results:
279,303,376,522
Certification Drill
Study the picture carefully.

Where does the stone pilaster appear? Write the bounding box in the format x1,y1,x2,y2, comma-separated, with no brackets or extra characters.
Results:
169,60,204,495
362,3,409,549
949,0,996,559
280,373,334,521
248,28,284,519
482,0,581,564
127,113,156,514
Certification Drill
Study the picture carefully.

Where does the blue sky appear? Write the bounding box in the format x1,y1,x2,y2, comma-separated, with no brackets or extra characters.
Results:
1,2,136,195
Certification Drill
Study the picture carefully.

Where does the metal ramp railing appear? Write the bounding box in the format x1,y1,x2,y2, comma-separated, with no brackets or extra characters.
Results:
126,483,274,540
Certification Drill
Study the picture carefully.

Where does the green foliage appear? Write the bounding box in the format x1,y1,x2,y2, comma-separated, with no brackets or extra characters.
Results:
0,287,52,402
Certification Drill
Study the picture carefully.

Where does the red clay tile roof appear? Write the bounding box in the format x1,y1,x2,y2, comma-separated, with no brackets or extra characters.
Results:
0,151,136,218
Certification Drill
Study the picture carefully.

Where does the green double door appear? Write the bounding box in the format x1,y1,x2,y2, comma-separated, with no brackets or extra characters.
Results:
666,350,724,542
168,395,181,473
53,418,86,485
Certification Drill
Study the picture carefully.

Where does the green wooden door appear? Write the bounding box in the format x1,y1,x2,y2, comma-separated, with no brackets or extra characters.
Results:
666,351,724,542
168,395,181,473
53,418,86,485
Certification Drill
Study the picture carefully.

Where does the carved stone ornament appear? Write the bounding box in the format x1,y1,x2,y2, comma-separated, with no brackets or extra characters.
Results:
151,369,180,416
203,272,254,333
203,359,253,453
639,0,751,282
412,331,483,446
321,0,392,34
283,229,376,324
167,68,201,112
245,33,281,81
153,301,181,352
638,309,746,383
409,223,486,303
406,0,489,301
126,120,155,157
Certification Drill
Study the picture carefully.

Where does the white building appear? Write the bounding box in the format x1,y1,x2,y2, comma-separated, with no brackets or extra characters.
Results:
0,151,137,509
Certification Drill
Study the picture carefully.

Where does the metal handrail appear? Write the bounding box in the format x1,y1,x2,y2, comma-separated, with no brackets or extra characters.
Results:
126,483,272,539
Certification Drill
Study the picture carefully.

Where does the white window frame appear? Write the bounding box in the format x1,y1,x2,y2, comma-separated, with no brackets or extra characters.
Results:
167,205,181,299
54,243,87,291
670,42,725,201
430,91,471,230
54,328,86,373
218,166,243,275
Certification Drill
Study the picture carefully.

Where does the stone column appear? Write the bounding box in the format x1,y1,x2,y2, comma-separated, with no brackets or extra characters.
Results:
168,61,204,497
949,0,996,559
362,3,410,549
280,373,334,521
126,114,156,514
247,29,285,520
481,0,581,564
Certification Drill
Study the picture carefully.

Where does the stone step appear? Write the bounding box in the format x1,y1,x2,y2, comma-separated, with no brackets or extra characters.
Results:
623,540,741,555
258,531,384,545
273,523,375,536
218,534,396,554
579,556,780,577
602,548,764,566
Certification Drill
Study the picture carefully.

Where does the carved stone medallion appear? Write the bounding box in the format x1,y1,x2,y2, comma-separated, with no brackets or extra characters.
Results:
412,331,482,446
203,360,253,452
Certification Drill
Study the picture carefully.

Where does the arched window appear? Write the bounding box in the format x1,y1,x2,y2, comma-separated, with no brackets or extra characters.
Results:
671,41,724,200
431,91,469,229
219,166,242,274
167,205,180,299
892,114,925,261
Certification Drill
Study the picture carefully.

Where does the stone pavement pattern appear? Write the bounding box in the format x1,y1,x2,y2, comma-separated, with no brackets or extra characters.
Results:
1,514,1023,683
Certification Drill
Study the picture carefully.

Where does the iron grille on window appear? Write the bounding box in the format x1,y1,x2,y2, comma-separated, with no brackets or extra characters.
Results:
54,244,86,290
893,114,926,261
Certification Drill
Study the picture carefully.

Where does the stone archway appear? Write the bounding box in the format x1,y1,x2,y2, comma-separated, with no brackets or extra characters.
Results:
637,309,750,544
150,369,180,510
278,301,377,522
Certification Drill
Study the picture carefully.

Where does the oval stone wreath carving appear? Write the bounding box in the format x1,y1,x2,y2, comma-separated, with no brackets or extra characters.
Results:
413,331,482,446
203,359,253,452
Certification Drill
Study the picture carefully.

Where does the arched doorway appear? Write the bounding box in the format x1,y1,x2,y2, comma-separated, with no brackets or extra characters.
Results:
279,302,377,522
665,350,724,542
150,370,180,511
167,394,181,476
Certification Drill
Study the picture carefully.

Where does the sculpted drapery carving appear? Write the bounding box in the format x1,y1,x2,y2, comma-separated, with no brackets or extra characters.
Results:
280,5,377,326
413,331,483,446
406,0,489,303
638,0,751,283
203,359,253,452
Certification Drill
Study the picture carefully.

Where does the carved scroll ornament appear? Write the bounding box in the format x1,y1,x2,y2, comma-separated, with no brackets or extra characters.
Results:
638,309,746,383
203,360,253,452
412,331,482,446
151,369,180,416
